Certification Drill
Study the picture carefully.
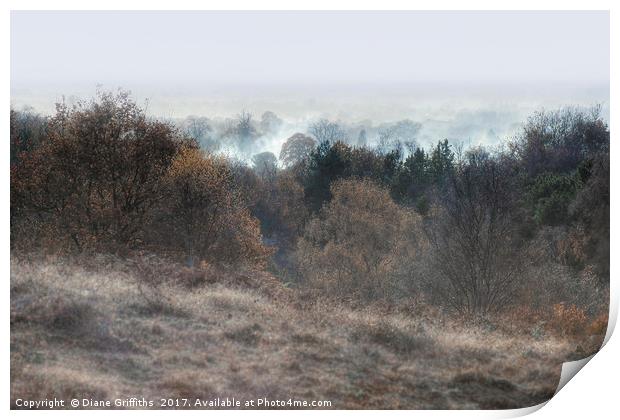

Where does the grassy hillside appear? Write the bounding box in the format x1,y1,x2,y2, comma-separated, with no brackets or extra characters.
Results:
10,255,600,409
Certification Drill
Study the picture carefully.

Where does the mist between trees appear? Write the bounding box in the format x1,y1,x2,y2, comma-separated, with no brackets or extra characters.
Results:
11,89,609,321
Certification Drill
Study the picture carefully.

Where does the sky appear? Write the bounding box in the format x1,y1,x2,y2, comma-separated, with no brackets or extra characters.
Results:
10,11,610,125
11,11,610,86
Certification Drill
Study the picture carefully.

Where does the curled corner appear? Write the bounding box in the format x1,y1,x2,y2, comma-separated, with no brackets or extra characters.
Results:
553,303,614,397
601,294,618,348
504,313,614,418
551,289,619,392
551,285,619,395
498,400,548,418
554,354,595,395
498,295,616,418
549,298,617,396
499,355,596,418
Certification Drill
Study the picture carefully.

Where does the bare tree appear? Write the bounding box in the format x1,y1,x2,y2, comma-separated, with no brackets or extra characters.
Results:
511,105,609,176
180,116,219,151
376,120,420,154
308,119,347,144
10,107,48,165
223,110,258,155
426,148,524,316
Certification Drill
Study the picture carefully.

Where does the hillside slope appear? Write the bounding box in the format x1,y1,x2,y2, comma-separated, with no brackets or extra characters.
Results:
10,256,591,409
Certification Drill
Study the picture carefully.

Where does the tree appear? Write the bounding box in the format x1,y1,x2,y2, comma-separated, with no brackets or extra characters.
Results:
376,126,402,155
429,139,455,184
303,140,352,212
357,128,368,146
279,133,316,167
10,107,48,165
161,147,269,266
225,110,259,155
296,179,421,301
407,148,429,184
528,172,578,226
11,90,190,251
511,106,609,177
393,147,430,208
426,148,523,316
252,151,278,181
260,111,283,134
567,153,610,278
180,115,219,151
382,148,402,185
349,147,384,180
308,119,347,144
510,105,610,277
376,120,420,154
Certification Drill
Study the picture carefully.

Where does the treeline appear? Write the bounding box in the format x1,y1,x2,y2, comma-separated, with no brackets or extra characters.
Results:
177,110,422,157
10,91,609,317
11,92,269,266
272,108,608,316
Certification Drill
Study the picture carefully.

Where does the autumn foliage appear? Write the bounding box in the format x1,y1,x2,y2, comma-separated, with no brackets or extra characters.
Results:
11,91,268,267
296,178,422,301
156,147,269,266
10,91,609,326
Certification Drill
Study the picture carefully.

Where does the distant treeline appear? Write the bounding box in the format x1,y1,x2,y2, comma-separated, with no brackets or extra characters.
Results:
10,90,609,317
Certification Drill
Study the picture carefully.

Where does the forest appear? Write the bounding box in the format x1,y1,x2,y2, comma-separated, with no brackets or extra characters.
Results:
10,90,610,409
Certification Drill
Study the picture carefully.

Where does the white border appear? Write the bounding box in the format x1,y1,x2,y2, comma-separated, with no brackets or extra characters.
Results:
3,2,616,419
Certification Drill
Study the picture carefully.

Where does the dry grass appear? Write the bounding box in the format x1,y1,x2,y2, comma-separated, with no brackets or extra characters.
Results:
10,255,604,409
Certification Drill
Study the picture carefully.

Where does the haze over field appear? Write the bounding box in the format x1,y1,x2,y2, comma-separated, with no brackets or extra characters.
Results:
11,11,609,158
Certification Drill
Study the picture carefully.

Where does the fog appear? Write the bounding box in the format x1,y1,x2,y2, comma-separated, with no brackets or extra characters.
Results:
11,82,609,163
11,11,609,162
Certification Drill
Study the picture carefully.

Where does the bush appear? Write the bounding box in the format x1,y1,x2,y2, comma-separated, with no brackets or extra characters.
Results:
11,90,191,252
156,147,270,267
296,178,422,301
548,303,588,337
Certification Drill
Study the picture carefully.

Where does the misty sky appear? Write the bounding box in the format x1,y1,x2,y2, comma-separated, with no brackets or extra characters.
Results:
12,11,609,86
10,11,610,126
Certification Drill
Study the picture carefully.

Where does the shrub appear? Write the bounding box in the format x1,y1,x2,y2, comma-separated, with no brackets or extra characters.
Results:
156,147,270,267
11,90,191,252
548,303,588,337
296,178,422,301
